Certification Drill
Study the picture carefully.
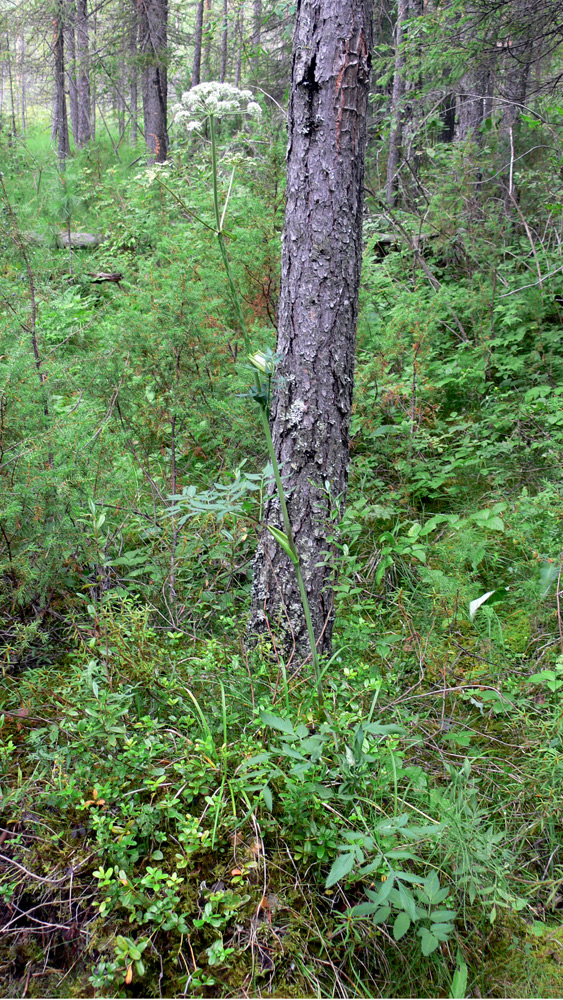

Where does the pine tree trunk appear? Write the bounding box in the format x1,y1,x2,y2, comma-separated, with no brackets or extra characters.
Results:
252,0,261,77
65,4,79,143
75,0,92,146
53,5,70,166
234,3,243,87
454,64,487,142
192,0,204,86
248,0,374,660
139,0,168,162
220,0,228,83
385,0,407,206
129,0,139,143
204,0,212,81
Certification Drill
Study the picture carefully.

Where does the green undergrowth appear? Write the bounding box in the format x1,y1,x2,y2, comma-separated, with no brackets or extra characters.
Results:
1,599,563,997
2,116,563,996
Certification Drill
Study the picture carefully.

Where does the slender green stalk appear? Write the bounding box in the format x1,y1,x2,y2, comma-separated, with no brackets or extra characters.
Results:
257,407,322,700
209,113,323,708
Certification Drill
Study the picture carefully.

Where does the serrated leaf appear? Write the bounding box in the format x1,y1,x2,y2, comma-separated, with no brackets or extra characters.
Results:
349,902,382,917
366,874,395,906
430,909,457,922
325,852,355,888
397,882,417,921
259,711,296,737
431,922,456,939
419,928,440,955
262,784,273,811
422,870,441,902
393,910,411,940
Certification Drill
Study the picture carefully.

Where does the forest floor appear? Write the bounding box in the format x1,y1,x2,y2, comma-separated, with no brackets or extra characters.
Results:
1,123,563,998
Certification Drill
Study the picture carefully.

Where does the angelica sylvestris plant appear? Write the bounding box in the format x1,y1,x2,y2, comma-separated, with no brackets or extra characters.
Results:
172,85,323,706
172,82,262,131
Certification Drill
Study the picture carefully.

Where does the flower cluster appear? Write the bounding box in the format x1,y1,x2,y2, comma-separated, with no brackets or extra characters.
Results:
173,82,262,132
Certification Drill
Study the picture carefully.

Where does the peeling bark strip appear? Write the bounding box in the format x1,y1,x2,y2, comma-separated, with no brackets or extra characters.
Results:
248,0,374,659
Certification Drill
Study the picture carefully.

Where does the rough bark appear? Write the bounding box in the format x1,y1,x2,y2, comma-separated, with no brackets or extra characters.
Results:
65,4,79,143
453,12,497,144
234,3,243,87
220,0,228,82
53,4,70,166
204,0,212,81
454,62,491,142
499,10,535,134
192,0,204,86
385,0,407,206
129,0,139,142
75,0,92,146
252,0,261,77
247,0,374,659
138,0,168,162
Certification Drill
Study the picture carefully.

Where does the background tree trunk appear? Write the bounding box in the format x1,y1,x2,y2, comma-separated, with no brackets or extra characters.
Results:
19,34,26,133
65,3,79,143
204,0,212,81
6,33,17,137
252,0,261,78
192,0,204,86
385,0,407,206
248,0,374,659
234,2,243,86
129,0,139,143
53,4,70,165
75,0,92,146
220,0,228,82
138,0,168,162
454,62,490,142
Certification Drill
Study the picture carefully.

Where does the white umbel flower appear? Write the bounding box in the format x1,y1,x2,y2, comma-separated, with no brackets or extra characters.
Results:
172,82,262,130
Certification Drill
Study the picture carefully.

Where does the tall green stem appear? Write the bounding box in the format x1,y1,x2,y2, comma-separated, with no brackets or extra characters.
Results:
209,114,323,706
